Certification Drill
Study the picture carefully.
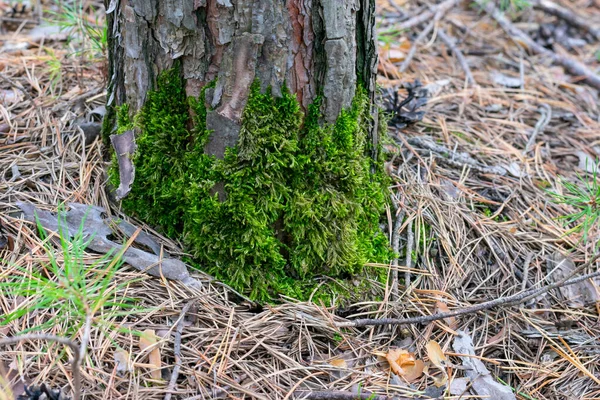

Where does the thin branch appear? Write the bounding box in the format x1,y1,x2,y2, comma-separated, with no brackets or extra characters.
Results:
477,0,600,90
390,210,405,299
336,254,600,327
399,20,435,73
0,334,82,400
404,219,414,290
437,28,475,85
164,301,196,400
524,103,551,154
532,0,600,40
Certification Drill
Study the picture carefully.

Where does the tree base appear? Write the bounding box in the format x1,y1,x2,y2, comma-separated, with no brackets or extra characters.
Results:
108,65,391,302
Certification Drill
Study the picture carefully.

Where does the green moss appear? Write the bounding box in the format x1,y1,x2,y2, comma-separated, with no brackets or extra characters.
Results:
111,65,392,302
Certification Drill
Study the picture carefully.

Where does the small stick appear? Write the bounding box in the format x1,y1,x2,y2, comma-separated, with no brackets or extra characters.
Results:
336,254,600,327
477,0,600,90
532,0,600,40
164,301,197,400
404,219,414,290
437,28,475,85
0,334,82,400
391,210,405,299
524,104,551,154
521,252,534,292
399,20,436,73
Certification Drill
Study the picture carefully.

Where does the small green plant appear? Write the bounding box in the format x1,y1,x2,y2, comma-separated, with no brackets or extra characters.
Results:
0,207,138,337
46,0,107,58
44,48,62,95
549,166,600,249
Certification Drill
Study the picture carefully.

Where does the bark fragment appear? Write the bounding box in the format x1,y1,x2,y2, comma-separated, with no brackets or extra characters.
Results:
110,130,136,200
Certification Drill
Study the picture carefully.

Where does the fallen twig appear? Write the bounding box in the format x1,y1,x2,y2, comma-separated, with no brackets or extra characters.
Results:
164,301,197,400
336,254,600,327
532,0,600,40
0,334,82,400
477,0,600,90
390,209,405,298
400,20,435,73
404,218,414,290
524,103,552,154
437,28,475,85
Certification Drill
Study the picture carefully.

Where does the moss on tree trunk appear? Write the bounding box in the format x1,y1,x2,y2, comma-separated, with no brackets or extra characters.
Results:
104,0,390,301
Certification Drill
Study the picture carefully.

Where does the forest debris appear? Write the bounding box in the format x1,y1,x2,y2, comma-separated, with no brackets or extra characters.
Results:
139,329,162,381
531,0,600,40
477,0,600,90
524,104,552,154
385,80,427,129
16,202,200,289
547,252,600,308
383,349,424,381
435,301,458,328
492,72,522,88
114,349,132,376
450,331,516,400
437,28,475,85
405,136,507,175
110,130,136,200
576,151,599,173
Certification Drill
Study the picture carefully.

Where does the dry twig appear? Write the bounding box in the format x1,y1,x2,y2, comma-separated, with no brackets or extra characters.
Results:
337,254,600,327
437,28,475,85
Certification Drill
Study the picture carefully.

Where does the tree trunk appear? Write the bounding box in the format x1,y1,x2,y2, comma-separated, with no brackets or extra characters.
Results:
104,0,389,301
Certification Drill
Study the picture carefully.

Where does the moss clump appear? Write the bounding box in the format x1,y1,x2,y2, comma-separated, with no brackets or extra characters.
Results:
112,65,391,302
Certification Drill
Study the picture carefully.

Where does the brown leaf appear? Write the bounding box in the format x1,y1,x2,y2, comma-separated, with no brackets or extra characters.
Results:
329,358,347,369
139,329,162,380
426,340,447,370
114,349,132,375
385,349,423,381
435,301,458,328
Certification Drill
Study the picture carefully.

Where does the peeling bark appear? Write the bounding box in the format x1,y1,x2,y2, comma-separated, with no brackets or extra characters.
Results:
105,0,378,147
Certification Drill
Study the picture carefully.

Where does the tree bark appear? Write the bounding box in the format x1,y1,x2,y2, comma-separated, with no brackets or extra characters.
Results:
105,0,377,151
104,0,387,301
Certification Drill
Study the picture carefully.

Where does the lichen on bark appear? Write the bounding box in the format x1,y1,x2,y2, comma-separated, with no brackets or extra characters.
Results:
109,65,391,302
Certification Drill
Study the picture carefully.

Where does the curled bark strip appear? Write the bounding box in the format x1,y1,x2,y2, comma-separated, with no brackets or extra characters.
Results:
110,130,136,200
478,0,600,90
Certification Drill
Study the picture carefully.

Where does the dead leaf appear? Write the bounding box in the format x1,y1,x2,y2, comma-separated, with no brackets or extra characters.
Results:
548,252,600,308
329,358,347,369
139,329,162,380
114,349,132,375
435,301,457,328
385,349,423,381
426,340,447,370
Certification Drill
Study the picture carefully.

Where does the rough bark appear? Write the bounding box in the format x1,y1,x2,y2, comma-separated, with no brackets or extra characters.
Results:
105,0,378,147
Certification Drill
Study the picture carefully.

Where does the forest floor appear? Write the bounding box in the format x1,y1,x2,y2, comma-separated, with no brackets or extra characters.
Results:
1,0,600,399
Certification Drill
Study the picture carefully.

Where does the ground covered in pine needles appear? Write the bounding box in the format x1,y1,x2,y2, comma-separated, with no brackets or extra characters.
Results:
1,1,600,399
